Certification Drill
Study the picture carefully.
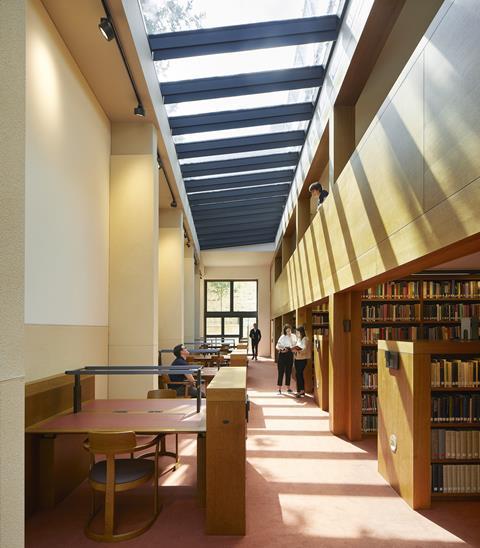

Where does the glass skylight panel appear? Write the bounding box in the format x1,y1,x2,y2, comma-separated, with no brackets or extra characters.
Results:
188,182,290,195
140,0,343,35
178,146,301,165
156,43,324,83
172,121,309,144
164,89,318,117
183,165,295,181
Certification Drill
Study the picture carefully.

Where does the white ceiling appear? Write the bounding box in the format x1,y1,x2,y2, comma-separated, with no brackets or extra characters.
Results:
201,243,275,267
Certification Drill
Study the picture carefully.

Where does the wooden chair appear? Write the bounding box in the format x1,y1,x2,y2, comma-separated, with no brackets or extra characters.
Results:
84,431,159,542
146,389,179,470
158,373,191,397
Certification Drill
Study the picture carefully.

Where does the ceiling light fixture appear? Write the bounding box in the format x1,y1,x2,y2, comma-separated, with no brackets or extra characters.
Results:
134,103,145,117
98,17,115,41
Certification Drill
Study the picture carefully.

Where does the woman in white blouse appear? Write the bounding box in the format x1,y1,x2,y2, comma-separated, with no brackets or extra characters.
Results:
275,324,297,394
293,325,311,398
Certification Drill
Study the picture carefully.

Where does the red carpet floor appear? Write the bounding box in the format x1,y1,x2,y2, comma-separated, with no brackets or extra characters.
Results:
26,358,480,547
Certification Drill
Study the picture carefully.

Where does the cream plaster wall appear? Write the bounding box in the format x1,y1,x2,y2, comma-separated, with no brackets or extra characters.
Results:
25,1,110,396
202,265,271,357
25,0,110,327
0,0,25,544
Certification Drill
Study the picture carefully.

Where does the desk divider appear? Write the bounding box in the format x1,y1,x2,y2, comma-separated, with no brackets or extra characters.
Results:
206,366,247,535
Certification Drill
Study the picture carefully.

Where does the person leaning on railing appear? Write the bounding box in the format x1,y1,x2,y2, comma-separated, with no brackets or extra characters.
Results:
308,181,329,210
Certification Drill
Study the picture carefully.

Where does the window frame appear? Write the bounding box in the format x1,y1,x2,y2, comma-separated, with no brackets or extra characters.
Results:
204,279,258,341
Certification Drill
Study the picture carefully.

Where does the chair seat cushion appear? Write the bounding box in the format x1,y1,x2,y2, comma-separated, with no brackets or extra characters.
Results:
90,459,155,484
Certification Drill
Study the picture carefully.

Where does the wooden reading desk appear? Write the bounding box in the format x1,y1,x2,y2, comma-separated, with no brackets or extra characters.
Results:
26,399,206,507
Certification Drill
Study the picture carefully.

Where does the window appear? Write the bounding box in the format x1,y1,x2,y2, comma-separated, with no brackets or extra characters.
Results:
204,280,258,343
234,281,257,311
206,281,230,312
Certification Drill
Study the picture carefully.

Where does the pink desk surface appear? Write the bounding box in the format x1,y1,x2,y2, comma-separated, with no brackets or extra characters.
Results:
26,399,206,435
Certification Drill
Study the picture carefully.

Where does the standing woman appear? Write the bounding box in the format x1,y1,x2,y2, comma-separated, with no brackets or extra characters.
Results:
275,324,296,394
293,325,311,398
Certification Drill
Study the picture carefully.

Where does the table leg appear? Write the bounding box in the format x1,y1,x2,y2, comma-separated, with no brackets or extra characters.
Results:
73,374,82,413
197,433,206,508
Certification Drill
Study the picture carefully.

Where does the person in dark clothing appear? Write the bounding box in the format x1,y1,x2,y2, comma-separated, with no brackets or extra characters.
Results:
169,344,201,398
249,323,262,360
308,181,329,210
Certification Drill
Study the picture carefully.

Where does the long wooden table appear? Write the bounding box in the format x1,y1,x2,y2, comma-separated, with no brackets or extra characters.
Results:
26,399,206,508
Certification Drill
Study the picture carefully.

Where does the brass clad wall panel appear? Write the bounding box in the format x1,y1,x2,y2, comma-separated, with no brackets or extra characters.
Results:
424,0,480,211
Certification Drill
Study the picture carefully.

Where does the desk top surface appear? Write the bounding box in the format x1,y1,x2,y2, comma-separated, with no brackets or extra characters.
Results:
26,399,206,434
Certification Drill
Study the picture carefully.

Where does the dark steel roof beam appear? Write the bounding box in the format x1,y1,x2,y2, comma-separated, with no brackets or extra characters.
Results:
181,152,298,178
161,65,324,103
176,130,305,159
169,103,313,135
185,169,294,192
149,16,339,60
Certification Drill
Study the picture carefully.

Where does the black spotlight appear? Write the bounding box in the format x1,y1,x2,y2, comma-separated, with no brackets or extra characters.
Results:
134,103,145,117
98,17,115,41
170,200,177,208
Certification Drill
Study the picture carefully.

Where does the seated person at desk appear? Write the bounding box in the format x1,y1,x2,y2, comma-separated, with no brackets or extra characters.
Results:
169,344,203,398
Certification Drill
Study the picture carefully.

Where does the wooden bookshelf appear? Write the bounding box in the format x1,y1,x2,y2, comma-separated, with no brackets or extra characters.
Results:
312,303,329,335
377,340,480,509
360,275,480,437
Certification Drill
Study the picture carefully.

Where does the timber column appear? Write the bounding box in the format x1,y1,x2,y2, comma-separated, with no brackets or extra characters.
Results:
328,291,362,440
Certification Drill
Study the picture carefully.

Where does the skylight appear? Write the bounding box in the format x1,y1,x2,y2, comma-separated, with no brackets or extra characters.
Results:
139,0,345,249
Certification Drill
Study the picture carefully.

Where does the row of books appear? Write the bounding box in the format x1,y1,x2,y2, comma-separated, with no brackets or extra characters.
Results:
431,429,480,460
431,394,480,422
362,326,419,344
423,280,480,299
361,371,378,390
361,348,377,367
431,464,480,493
424,303,480,320
362,304,421,322
431,358,480,388
362,415,377,433
425,326,461,340
362,393,377,412
362,281,420,300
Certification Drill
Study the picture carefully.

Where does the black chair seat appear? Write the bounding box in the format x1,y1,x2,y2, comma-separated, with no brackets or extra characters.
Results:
90,459,155,484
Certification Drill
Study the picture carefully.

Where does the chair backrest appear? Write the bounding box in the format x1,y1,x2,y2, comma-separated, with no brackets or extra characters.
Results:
147,389,177,399
87,431,136,456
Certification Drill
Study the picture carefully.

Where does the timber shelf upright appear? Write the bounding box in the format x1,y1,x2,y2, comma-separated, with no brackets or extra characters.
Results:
377,340,480,509
312,301,329,410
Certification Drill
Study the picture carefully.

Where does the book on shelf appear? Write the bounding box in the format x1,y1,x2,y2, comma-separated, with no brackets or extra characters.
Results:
431,463,480,494
431,429,480,460
361,393,377,412
431,393,480,422
362,371,378,389
362,326,418,344
362,281,420,299
431,358,480,388
423,280,480,299
361,347,377,367
362,415,377,432
424,303,480,320
362,303,421,322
